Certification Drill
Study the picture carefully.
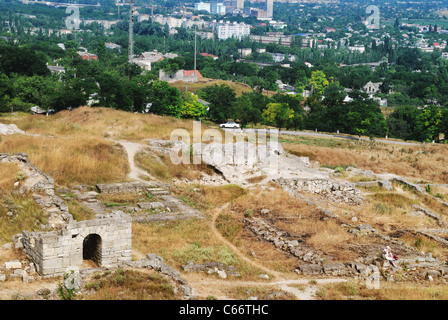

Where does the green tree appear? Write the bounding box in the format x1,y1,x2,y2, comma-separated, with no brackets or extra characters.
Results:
199,84,236,123
295,69,309,95
95,40,108,61
180,91,207,119
387,105,421,141
439,107,448,142
416,105,443,142
262,102,295,130
345,98,387,138
233,94,259,128
96,72,132,110
0,44,50,77
146,80,184,118
11,74,58,111
309,70,329,97
0,73,12,112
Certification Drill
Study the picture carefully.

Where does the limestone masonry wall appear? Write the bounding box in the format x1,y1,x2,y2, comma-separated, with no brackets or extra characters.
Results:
22,211,132,277
276,177,364,205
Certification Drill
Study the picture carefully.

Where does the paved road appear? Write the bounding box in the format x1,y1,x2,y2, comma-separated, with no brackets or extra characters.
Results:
224,128,423,146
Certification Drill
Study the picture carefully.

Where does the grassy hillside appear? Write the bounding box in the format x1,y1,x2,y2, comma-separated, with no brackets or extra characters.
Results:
169,78,278,97
3,106,448,300
0,107,210,186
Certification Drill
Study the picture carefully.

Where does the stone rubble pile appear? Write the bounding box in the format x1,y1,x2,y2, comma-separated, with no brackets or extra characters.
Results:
243,216,448,283
276,177,364,205
126,254,194,299
182,261,241,279
0,256,37,284
243,217,330,265
95,181,164,195
1,153,73,229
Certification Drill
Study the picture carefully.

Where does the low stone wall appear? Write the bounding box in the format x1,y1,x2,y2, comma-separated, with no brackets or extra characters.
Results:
276,177,364,205
1,153,73,228
22,211,132,277
243,217,448,282
126,254,194,299
95,181,162,195
0,153,54,196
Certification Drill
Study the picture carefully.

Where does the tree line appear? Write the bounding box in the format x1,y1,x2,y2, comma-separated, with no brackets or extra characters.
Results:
197,70,448,143
1,39,448,143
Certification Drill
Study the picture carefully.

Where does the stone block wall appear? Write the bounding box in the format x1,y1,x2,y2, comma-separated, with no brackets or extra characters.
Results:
96,181,160,195
276,177,364,205
21,211,132,277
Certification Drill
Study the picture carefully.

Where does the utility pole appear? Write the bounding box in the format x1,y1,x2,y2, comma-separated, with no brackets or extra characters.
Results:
128,0,134,64
194,25,197,76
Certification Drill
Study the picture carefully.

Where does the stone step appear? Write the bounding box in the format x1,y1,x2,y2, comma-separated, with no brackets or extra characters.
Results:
147,188,170,195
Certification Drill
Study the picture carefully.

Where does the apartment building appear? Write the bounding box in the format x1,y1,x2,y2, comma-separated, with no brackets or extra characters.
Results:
216,22,250,40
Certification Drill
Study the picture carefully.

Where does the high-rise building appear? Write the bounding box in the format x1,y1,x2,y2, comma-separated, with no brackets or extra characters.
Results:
216,21,250,40
259,0,273,18
236,0,244,9
211,1,226,15
266,0,273,18
195,1,211,12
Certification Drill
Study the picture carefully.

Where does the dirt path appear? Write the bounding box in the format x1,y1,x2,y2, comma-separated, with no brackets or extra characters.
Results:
206,202,347,300
185,276,346,300
114,140,154,181
210,203,283,280
116,137,348,300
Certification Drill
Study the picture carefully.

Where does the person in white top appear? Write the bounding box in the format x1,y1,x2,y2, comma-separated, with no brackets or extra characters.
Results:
383,246,398,267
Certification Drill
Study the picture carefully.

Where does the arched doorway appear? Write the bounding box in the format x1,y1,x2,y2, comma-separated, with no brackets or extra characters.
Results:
83,234,102,266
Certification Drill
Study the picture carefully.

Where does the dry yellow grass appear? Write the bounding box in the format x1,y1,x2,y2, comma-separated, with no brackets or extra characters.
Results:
317,280,448,300
0,134,129,186
169,78,278,97
145,183,248,217
0,162,20,190
132,219,263,277
0,162,48,244
135,149,217,182
361,192,426,230
3,106,448,298
1,106,209,142
216,187,363,267
282,136,448,184
0,107,223,187
78,268,182,300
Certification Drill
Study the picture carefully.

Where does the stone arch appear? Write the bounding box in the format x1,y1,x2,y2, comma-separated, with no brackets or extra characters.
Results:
82,233,102,266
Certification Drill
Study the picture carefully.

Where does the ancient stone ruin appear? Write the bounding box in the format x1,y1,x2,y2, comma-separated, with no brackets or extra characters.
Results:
276,177,364,205
150,139,365,205
1,153,133,277
0,153,72,228
21,211,132,277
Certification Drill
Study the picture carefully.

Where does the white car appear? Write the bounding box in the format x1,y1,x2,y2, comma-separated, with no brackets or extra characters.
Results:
219,121,240,129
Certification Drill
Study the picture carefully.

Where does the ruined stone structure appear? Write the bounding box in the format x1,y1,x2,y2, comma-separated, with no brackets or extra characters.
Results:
96,181,164,195
1,153,71,228
0,153,54,196
0,153,133,277
276,177,364,205
21,211,132,277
